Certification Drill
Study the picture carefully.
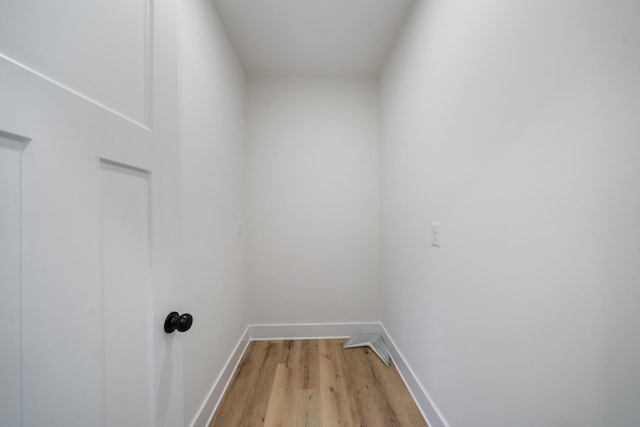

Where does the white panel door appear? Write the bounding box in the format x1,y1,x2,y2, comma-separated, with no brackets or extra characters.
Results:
0,0,185,426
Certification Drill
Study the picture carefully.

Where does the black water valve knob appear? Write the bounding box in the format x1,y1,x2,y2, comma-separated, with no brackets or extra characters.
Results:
164,312,193,333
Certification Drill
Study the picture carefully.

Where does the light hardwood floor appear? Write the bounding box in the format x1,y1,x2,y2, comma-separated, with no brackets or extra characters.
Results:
209,339,428,427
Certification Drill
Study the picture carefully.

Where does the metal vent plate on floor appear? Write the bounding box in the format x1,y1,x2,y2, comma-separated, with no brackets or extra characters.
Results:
343,334,391,366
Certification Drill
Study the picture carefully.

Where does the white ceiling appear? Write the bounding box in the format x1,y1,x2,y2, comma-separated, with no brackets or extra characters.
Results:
213,0,416,77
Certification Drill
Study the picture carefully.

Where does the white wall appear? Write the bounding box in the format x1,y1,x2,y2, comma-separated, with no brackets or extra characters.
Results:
247,78,381,324
179,1,248,424
380,0,640,426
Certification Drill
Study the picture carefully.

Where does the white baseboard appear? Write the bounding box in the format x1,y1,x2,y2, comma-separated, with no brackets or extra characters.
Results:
379,324,450,427
191,322,448,427
248,321,382,340
189,326,251,427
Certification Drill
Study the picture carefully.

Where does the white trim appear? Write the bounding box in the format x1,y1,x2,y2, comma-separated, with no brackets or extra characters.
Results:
380,324,450,427
190,322,449,427
189,326,251,427
0,52,150,131
248,322,382,340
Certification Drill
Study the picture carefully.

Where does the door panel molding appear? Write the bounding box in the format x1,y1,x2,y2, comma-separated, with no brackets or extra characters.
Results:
0,130,30,427
0,0,153,129
0,52,150,130
100,158,154,427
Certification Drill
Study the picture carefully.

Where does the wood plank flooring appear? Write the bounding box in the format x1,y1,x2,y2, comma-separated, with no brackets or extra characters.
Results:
209,339,428,427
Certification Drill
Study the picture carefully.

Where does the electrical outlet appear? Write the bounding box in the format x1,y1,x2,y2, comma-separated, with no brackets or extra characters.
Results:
431,223,440,248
